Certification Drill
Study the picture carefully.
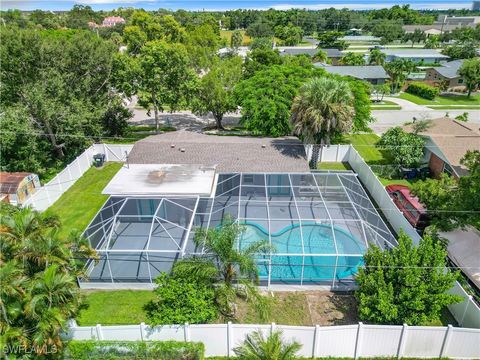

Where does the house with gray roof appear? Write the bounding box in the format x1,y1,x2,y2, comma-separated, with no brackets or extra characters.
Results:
314,64,390,85
127,130,309,173
382,49,449,63
425,60,466,89
278,47,344,64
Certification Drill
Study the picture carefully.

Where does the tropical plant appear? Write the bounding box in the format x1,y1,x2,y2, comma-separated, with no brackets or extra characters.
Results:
368,49,386,65
234,330,302,360
172,218,273,318
316,31,348,50
403,29,426,47
458,57,480,98
0,205,96,357
356,231,461,325
371,84,390,101
442,41,478,60
340,52,365,66
384,59,415,93
424,35,440,49
231,30,243,49
290,77,355,144
313,49,327,63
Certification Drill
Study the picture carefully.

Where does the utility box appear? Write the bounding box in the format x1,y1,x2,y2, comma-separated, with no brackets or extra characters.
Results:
93,154,106,168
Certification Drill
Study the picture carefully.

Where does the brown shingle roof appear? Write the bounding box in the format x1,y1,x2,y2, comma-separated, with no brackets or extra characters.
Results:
0,172,33,194
405,118,480,176
127,130,310,173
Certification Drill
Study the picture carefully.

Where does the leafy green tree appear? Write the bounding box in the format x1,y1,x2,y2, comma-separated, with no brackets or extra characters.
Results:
313,49,328,63
246,18,274,38
368,49,386,65
372,83,390,101
172,218,273,317
249,37,273,50
442,41,478,60
372,20,404,44
356,231,461,325
348,79,373,132
0,206,96,356
458,58,480,98
235,65,316,136
186,24,221,71
339,52,365,66
316,31,347,50
291,77,354,144
424,35,441,49
66,5,99,29
384,59,415,93
115,41,197,133
234,330,302,360
100,98,133,137
192,57,242,129
231,30,243,49
275,24,303,46
377,127,425,168
144,274,217,325
243,48,282,77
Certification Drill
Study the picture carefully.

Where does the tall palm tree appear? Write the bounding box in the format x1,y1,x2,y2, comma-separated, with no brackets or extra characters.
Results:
384,59,415,94
291,77,354,145
368,49,386,65
172,218,273,317
234,330,302,360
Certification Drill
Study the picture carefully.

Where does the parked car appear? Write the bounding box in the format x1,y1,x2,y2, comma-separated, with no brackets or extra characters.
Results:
385,184,429,230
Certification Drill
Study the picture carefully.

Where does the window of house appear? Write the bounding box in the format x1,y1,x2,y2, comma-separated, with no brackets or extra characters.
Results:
458,78,464,84
443,163,454,176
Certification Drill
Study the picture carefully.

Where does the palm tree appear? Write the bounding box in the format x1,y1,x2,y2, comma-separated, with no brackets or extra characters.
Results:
290,77,354,145
384,59,415,94
368,49,386,65
172,218,273,317
234,330,302,360
312,49,327,63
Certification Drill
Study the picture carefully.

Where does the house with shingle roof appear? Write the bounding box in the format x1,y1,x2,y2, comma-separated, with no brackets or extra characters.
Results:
127,130,309,173
425,60,466,89
313,64,390,85
404,118,480,178
382,49,449,63
0,172,40,205
279,48,344,65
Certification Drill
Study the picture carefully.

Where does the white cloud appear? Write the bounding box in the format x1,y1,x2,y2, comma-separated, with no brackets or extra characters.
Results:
77,0,156,3
269,2,471,10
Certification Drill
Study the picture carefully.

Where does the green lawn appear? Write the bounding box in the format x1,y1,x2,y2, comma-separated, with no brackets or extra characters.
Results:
371,100,402,110
427,105,480,110
220,29,251,46
46,162,123,237
317,162,352,171
77,290,156,325
398,92,480,106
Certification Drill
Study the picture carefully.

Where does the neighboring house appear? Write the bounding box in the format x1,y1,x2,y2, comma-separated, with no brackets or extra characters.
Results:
0,172,41,205
340,35,381,43
382,49,449,63
89,16,125,28
279,48,344,64
313,64,390,84
403,15,480,34
404,118,480,178
425,60,466,89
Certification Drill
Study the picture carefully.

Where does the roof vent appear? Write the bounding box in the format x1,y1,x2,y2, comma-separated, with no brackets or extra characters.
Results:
171,144,175,148
261,144,266,148
180,148,185,152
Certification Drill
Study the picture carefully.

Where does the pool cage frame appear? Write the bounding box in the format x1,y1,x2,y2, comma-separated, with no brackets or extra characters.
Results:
80,171,397,288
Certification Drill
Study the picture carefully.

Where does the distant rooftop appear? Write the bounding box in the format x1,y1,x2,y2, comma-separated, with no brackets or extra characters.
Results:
0,172,35,194
340,35,380,41
279,48,343,58
382,49,449,59
127,130,309,173
314,65,389,80
430,59,464,79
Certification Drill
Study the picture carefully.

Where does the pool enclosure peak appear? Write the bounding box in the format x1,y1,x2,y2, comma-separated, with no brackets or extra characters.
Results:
82,171,396,288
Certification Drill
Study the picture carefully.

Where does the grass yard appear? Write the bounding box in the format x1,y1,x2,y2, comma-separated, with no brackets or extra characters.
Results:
317,162,352,171
220,29,251,46
46,162,122,237
398,92,480,106
371,100,402,110
427,105,480,110
77,290,156,325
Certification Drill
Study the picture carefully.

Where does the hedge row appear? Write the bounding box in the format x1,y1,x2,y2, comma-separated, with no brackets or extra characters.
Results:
406,82,439,100
65,340,205,360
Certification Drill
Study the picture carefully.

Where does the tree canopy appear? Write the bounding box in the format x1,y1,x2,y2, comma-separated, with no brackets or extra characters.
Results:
458,58,480,97
377,127,425,168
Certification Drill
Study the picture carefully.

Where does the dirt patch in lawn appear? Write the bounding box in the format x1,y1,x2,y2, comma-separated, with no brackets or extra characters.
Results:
233,291,358,326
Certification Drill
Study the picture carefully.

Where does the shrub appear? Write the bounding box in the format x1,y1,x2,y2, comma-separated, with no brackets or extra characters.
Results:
65,340,205,360
377,127,425,168
144,273,218,325
406,82,439,100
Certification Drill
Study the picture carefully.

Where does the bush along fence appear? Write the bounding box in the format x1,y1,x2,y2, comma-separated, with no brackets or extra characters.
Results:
67,320,480,359
22,143,133,211
406,82,440,100
310,144,480,328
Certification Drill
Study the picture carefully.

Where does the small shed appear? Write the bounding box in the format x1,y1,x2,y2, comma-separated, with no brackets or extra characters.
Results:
0,172,41,205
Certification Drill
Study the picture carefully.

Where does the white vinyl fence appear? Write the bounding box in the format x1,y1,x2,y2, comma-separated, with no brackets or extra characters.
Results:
67,321,480,359
314,144,480,329
23,144,133,211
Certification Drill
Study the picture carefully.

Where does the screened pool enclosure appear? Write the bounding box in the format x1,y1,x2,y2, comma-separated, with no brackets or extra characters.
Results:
81,172,396,288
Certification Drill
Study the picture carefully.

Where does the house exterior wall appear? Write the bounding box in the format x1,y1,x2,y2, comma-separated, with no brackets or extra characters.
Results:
13,174,40,205
366,78,386,85
429,152,446,178
385,55,445,63
425,69,465,88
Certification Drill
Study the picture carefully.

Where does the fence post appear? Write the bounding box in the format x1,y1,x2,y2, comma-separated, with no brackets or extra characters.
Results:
397,323,408,359
140,322,146,341
270,322,276,334
440,325,453,358
227,321,233,357
354,322,364,359
96,324,104,340
184,323,191,342
313,325,320,358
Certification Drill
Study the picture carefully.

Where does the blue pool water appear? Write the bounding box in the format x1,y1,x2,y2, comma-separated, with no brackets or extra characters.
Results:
239,222,365,282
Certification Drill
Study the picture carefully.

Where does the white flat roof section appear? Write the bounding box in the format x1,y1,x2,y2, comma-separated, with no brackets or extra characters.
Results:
103,164,217,196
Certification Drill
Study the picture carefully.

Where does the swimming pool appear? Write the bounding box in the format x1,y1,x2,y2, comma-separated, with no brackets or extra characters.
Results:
239,222,365,283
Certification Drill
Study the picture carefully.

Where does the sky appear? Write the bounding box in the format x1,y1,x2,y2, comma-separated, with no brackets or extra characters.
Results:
0,0,474,11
